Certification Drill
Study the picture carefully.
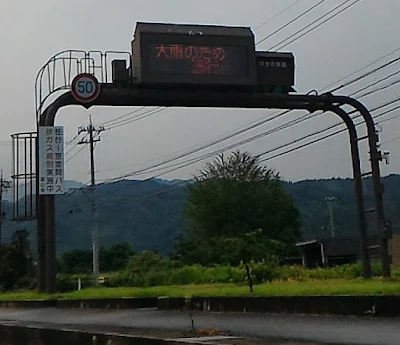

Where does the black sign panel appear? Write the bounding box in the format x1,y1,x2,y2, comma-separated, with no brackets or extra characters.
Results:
256,51,295,87
148,44,249,77
132,22,257,87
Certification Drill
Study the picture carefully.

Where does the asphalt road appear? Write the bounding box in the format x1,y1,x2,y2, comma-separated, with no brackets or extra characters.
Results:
0,308,399,345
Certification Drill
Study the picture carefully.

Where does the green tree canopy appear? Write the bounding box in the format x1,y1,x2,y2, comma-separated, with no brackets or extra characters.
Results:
59,249,93,274
59,243,136,274
176,151,301,265
0,230,34,291
99,243,135,272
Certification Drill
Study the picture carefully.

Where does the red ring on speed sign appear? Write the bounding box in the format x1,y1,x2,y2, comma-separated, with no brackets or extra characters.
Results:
71,73,100,103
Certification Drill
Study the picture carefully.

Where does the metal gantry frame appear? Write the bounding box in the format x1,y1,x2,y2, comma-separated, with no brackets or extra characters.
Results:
10,132,37,222
31,50,391,294
34,50,131,118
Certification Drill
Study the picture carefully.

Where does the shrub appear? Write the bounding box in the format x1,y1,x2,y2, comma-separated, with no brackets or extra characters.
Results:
106,271,131,288
56,257,400,290
169,265,204,285
203,265,241,284
247,261,280,283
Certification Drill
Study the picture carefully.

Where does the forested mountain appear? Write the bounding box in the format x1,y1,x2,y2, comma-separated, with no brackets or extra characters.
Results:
2,175,400,255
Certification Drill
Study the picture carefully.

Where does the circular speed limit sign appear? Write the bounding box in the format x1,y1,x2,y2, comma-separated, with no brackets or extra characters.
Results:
71,73,100,103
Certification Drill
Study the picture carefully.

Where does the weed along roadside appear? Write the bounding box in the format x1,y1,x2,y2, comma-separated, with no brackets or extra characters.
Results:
1,279,400,316
1,261,400,316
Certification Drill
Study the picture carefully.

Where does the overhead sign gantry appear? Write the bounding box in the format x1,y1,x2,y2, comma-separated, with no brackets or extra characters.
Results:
16,21,391,294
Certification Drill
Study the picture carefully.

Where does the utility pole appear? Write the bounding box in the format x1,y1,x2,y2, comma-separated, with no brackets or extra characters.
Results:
77,116,104,286
0,171,11,245
325,196,337,239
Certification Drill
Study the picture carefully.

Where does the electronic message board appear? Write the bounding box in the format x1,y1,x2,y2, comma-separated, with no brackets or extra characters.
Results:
132,22,257,87
147,44,249,77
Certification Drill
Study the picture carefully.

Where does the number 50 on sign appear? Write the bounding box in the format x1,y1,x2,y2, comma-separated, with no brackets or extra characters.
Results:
71,73,100,103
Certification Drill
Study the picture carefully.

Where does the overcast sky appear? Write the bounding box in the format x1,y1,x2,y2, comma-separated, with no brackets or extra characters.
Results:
1,0,400,186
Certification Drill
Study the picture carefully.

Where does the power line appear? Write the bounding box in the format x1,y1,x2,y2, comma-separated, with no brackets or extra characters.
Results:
260,99,400,162
330,54,400,94
67,98,400,212
325,47,400,92
96,93,400,205
268,0,354,50
65,144,86,164
378,112,400,126
63,107,165,164
130,114,310,178
101,104,400,208
140,49,400,177
65,133,80,148
107,107,166,130
181,101,399,170
260,127,344,163
274,0,361,50
87,92,400,207
256,0,327,45
356,77,400,99
99,106,147,127
259,102,400,163
348,69,400,97
65,133,87,156
101,110,293,183
91,94,398,204
97,106,400,210
100,64,400,185
92,98,400,208
254,0,302,31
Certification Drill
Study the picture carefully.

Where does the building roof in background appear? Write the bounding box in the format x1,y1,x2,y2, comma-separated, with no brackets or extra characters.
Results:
296,235,380,257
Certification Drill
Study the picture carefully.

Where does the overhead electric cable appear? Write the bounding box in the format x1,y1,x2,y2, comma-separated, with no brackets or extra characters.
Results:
256,0,327,45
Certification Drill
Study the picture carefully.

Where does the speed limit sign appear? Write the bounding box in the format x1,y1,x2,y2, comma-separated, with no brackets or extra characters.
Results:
71,73,100,103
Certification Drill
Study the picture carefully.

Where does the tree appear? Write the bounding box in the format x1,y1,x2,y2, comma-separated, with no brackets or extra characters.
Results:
0,230,34,291
59,243,136,274
59,249,92,274
99,243,135,272
176,151,301,266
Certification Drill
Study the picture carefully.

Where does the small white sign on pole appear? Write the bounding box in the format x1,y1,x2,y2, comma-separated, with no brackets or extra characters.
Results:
38,126,65,195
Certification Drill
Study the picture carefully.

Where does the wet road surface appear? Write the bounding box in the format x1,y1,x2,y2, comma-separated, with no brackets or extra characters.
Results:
0,308,399,344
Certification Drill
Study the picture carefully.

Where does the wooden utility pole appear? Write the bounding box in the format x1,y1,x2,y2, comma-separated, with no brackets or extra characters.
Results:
77,116,104,286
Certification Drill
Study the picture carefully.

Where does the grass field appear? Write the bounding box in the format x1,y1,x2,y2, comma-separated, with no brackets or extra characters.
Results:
0,279,399,301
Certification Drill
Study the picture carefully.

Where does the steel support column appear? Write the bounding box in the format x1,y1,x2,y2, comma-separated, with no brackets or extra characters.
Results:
326,105,371,278
332,96,391,278
35,137,46,293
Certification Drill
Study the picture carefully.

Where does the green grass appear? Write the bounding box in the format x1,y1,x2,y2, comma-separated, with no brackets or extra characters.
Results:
0,279,399,301
0,291,57,301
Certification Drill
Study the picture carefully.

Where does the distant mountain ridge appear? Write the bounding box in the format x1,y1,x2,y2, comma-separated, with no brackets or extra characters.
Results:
2,175,400,256
2,180,85,202
150,178,188,186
